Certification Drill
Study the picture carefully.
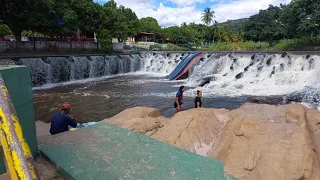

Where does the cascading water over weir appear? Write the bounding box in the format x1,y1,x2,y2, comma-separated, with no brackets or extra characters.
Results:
2,52,320,108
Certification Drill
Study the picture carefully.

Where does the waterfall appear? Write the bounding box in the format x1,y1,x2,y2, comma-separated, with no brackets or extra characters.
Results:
18,53,186,87
5,51,320,108
185,52,320,97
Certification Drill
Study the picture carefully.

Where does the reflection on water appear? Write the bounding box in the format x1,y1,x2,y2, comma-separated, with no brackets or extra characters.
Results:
34,75,247,123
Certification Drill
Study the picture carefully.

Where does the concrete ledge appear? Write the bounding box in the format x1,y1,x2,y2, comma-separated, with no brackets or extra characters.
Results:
38,122,235,180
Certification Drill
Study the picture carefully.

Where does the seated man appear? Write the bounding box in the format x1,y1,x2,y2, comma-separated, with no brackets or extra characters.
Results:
50,104,77,135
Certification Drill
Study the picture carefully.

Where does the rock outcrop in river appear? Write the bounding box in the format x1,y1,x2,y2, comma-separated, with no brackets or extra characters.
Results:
103,103,320,180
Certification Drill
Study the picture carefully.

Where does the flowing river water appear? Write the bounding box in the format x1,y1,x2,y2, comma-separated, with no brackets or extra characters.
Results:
2,52,319,123
33,74,247,123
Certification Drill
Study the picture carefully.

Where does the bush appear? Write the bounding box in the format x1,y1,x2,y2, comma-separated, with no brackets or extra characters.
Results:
270,36,320,51
199,41,269,51
97,29,112,51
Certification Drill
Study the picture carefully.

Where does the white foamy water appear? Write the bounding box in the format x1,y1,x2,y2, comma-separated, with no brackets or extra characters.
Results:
186,53,320,97
18,52,320,108
21,53,186,89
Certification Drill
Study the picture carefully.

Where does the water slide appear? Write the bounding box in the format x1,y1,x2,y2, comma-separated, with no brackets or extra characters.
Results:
167,52,203,80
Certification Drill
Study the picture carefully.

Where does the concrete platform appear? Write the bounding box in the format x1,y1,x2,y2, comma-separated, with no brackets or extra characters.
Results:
38,122,236,180
35,121,51,137
0,173,11,180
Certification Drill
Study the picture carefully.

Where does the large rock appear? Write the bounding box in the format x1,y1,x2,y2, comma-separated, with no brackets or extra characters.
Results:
103,107,167,136
306,108,320,163
152,108,229,155
106,104,320,180
208,103,320,180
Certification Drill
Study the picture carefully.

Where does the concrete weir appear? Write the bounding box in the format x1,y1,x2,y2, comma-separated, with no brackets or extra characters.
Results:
0,62,238,179
38,122,237,180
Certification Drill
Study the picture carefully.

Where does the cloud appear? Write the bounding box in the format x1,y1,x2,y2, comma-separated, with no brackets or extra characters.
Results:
166,0,206,7
212,0,292,22
95,0,292,26
139,3,202,27
105,0,203,26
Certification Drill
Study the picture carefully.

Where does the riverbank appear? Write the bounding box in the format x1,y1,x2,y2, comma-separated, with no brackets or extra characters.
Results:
103,104,320,179
197,38,320,52
36,103,320,179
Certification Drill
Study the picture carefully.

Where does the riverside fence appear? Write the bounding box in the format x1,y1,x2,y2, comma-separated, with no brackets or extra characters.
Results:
0,41,101,54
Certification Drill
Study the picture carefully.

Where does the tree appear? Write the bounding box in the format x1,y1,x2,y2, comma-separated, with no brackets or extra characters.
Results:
189,23,212,43
97,29,112,50
0,0,47,41
281,0,320,38
163,26,184,44
244,5,285,46
101,2,139,42
0,24,12,36
201,8,215,26
139,17,161,33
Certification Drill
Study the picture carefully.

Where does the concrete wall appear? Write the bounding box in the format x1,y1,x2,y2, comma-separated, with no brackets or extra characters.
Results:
0,41,101,53
0,66,38,174
112,43,123,50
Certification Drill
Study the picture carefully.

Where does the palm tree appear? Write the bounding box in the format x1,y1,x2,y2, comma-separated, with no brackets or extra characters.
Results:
201,8,215,26
201,8,215,44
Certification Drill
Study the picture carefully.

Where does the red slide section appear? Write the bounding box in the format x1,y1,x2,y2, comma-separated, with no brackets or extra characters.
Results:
175,52,204,80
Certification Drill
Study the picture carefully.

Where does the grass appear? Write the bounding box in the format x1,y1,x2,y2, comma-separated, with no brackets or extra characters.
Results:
198,41,269,51
269,36,320,51
162,44,190,51
195,36,320,51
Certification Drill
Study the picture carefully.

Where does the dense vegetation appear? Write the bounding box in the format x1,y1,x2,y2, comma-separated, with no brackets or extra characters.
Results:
1,0,319,51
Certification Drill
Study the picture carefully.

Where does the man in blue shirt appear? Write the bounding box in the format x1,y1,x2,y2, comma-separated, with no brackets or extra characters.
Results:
50,104,77,135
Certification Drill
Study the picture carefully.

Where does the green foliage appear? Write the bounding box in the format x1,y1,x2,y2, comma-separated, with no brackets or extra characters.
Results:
201,8,215,26
244,5,284,45
163,44,189,51
97,29,112,51
244,0,320,47
281,0,320,38
0,0,138,41
101,1,140,42
0,24,12,36
139,17,161,33
188,23,212,42
214,23,244,43
270,36,320,51
1,0,319,52
0,0,47,40
200,41,269,51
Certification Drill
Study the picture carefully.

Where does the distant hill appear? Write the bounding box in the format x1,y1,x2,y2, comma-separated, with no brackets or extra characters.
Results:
217,18,248,31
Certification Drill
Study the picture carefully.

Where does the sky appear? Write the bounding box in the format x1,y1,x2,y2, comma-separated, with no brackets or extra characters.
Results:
94,0,292,27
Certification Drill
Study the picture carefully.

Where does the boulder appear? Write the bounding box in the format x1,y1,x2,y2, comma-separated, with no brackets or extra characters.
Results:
105,104,320,180
247,90,306,105
235,72,244,79
103,107,166,136
207,103,320,180
306,108,320,163
152,108,229,156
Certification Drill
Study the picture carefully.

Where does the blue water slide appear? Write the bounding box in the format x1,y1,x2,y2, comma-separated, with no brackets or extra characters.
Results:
167,53,200,80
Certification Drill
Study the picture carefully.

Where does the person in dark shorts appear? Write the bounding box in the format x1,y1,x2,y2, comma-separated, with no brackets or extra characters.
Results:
174,85,184,112
194,90,202,108
50,104,77,135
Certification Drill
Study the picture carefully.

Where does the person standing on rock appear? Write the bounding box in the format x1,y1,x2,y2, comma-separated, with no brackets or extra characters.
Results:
174,85,184,113
50,104,77,135
195,90,202,108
